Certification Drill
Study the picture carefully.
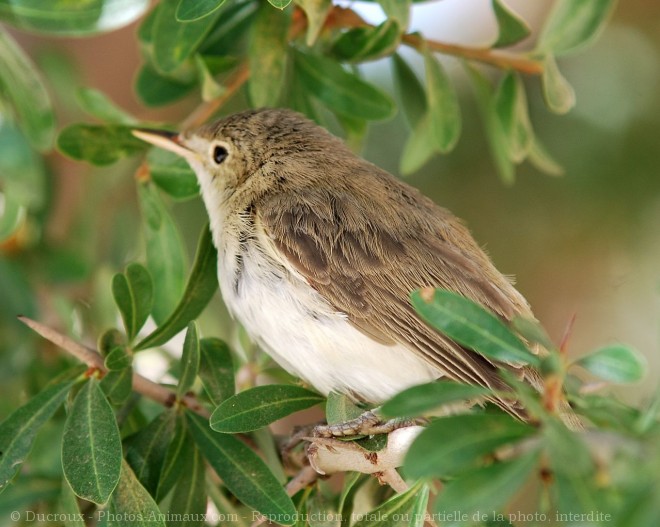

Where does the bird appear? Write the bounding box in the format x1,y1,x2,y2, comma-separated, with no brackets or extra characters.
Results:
134,108,579,434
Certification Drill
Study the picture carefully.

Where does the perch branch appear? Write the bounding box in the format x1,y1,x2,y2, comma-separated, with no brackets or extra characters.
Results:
17,316,210,418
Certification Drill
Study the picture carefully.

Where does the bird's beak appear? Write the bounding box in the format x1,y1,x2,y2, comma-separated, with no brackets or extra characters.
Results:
132,128,194,159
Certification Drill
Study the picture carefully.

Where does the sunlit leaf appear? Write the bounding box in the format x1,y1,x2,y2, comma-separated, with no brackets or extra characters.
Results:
0,380,74,492
135,224,218,350
574,344,647,384
400,114,435,175
199,337,235,406
62,379,121,504
210,385,323,433
492,0,531,48
57,124,147,166
295,0,332,46
248,3,290,107
538,0,616,56
268,0,293,8
194,54,226,102
294,50,395,121
411,289,539,367
424,50,461,153
147,148,200,200
76,88,137,125
176,0,227,21
0,29,54,150
379,0,411,30
178,322,200,397
187,412,297,523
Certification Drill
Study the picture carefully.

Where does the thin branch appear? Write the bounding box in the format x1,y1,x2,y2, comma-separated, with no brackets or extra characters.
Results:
18,316,210,418
182,63,250,130
375,468,409,493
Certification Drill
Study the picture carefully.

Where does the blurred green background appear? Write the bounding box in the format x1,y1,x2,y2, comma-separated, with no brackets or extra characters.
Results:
1,0,659,425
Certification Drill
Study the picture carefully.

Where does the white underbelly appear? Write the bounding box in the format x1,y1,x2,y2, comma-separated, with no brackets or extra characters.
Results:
218,243,440,404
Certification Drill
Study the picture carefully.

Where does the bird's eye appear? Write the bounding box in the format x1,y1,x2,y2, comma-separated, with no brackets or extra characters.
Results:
213,145,228,165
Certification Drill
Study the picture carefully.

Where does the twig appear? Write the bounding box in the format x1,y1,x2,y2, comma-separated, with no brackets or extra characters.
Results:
182,63,250,130
17,316,210,418
285,465,319,496
375,468,408,493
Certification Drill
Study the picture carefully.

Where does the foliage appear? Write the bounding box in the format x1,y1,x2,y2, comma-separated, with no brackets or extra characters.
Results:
2,1,659,527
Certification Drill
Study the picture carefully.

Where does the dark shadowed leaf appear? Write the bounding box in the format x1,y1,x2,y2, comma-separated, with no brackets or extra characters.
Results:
538,0,616,56
294,50,395,121
178,322,200,397
125,410,177,496
156,414,188,501
541,55,575,115
411,289,539,366
135,64,196,107
492,0,531,48
100,368,133,405
199,337,235,405
167,441,206,527
0,29,55,150
352,482,428,527
137,182,187,326
0,380,74,492
104,346,132,371
424,50,461,153
112,263,153,341
58,482,85,527
62,378,121,504
152,0,222,73
248,4,290,108
331,20,401,63
107,461,165,527
0,0,149,36
433,449,540,522
147,148,199,200
76,88,137,125
135,224,218,350
494,72,532,163
405,414,535,478
381,381,491,418
575,344,646,384
57,124,147,165
176,0,227,21
392,53,426,129
295,0,332,45
210,385,323,433
187,412,297,523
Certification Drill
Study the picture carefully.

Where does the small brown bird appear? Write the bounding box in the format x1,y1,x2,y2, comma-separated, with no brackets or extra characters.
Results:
134,108,576,432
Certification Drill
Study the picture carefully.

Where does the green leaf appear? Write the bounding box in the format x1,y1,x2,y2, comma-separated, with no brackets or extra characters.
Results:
331,20,401,63
107,460,166,527
57,124,147,166
248,3,290,108
466,64,515,184
495,72,532,163
194,54,226,102
125,410,177,495
433,450,540,523
352,481,428,527
0,0,149,36
104,346,132,371
187,412,297,523
542,418,593,476
100,368,133,405
380,381,491,418
294,50,395,121
210,385,323,433
400,114,435,175
405,414,535,478
135,224,218,350
541,54,575,115
167,441,206,527
294,0,332,46
146,147,200,200
112,263,153,341
392,53,426,129
424,50,461,153
268,0,293,8
0,29,55,150
527,135,564,176
0,380,74,492
176,0,227,21
379,0,411,30
511,316,556,351
58,482,86,527
62,378,122,504
574,344,647,384
325,392,363,425
178,322,200,397
156,413,188,501
492,0,531,48
76,88,137,125
411,289,540,367
0,191,23,242
137,182,187,326
135,64,196,107
152,0,223,73
538,0,616,56
199,337,235,406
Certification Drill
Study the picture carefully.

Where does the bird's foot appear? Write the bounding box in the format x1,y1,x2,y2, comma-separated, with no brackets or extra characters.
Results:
312,410,416,438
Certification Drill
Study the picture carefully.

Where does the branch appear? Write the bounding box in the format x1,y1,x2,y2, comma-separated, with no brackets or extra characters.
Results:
17,316,210,418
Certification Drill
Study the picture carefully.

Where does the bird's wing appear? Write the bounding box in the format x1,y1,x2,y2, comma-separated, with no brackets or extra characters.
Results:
258,180,533,400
